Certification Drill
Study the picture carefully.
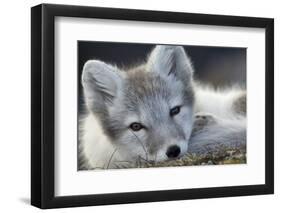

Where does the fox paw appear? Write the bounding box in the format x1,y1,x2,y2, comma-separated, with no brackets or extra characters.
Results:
192,113,217,134
232,92,246,115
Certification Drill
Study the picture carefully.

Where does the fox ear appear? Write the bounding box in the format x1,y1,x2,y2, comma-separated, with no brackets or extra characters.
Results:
82,60,122,112
147,45,193,82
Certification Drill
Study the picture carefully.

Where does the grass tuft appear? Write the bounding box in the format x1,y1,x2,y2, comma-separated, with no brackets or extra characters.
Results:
141,145,246,168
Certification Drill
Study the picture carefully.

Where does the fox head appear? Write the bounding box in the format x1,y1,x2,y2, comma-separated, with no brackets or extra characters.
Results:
82,45,195,163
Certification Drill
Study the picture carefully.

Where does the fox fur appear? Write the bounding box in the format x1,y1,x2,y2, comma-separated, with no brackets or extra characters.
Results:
79,45,246,169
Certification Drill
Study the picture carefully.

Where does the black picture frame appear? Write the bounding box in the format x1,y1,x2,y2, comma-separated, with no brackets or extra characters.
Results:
31,3,274,209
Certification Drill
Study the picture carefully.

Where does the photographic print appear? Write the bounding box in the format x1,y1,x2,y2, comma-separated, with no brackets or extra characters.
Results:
31,4,273,208
78,42,247,170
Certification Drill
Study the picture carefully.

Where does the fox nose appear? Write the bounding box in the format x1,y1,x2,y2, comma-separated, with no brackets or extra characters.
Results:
166,145,181,158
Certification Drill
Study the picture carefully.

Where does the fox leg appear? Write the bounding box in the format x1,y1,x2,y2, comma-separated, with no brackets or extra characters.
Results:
232,92,246,115
192,113,217,135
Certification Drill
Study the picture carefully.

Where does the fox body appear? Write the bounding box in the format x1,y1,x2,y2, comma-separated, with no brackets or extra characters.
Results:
80,45,246,169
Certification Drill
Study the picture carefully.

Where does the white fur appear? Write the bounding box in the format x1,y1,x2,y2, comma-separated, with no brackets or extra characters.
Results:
80,45,246,169
80,114,123,169
194,84,245,119
189,84,246,153
80,85,245,169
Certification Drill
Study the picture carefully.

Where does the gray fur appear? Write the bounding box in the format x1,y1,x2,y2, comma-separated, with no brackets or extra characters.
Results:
147,45,193,83
189,113,246,154
232,92,247,115
81,60,122,118
80,45,246,169
81,45,195,167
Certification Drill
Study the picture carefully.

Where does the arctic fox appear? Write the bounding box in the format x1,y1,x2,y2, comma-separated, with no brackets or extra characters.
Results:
80,45,246,169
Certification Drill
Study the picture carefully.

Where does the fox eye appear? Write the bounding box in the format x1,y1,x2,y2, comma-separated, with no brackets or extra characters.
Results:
170,106,181,116
129,122,143,131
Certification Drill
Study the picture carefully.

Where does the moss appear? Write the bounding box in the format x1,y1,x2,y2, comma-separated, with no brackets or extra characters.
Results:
140,146,246,168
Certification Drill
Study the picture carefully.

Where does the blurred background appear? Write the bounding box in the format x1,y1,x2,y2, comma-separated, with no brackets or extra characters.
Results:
78,42,246,112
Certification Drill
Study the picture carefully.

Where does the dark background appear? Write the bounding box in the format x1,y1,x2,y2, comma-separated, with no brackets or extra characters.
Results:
78,42,246,112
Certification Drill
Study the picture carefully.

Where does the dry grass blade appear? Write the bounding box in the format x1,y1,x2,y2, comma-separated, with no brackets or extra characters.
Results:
129,130,148,161
106,148,118,169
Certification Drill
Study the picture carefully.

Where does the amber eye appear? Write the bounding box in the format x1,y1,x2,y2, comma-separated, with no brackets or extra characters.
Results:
170,106,181,116
129,122,143,131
